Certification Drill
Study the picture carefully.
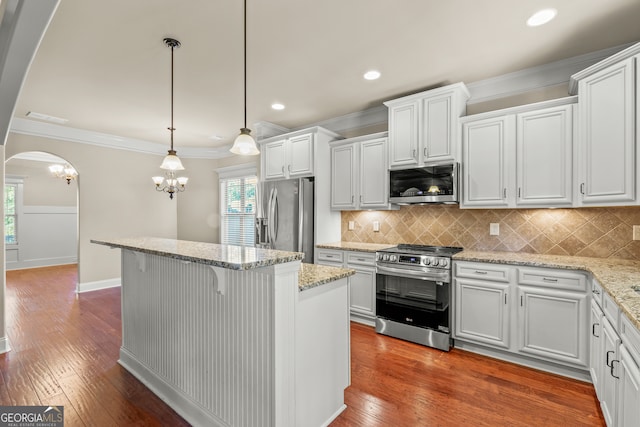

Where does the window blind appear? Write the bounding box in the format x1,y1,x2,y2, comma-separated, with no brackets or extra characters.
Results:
220,175,257,246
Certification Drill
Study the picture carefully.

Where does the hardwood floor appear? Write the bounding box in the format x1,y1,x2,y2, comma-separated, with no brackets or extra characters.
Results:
1,264,604,426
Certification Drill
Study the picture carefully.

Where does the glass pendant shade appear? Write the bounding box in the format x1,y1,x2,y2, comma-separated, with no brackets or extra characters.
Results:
159,150,185,170
230,128,260,155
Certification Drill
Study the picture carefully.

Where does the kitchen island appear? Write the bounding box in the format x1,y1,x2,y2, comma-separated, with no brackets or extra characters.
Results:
91,237,354,427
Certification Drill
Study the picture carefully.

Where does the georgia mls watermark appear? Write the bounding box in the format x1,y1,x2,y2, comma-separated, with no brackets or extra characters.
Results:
0,406,63,427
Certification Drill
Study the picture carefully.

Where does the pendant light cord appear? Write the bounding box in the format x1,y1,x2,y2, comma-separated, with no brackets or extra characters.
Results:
170,41,175,151
243,0,248,129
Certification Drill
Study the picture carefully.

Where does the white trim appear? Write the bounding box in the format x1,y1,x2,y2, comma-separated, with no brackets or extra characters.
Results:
6,258,76,271
0,336,10,354
467,42,634,104
77,277,121,293
460,96,578,123
295,105,389,134
214,163,257,179
9,117,234,159
569,41,640,94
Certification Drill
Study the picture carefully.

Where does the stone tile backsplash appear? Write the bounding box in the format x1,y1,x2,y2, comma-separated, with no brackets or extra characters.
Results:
341,206,640,260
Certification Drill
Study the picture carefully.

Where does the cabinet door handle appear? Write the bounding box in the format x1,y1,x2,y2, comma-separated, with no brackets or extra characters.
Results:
504,293,508,305
580,183,585,195
520,295,524,306
351,195,354,203
412,149,417,159
611,360,620,379
606,350,615,367
592,288,600,295
288,164,291,172
518,187,521,198
281,166,285,173
503,188,507,199
542,277,558,283
360,195,363,203
592,322,599,338
424,147,428,157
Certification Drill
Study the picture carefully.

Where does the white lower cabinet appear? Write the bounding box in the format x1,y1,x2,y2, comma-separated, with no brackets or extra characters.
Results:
453,261,589,374
601,317,621,427
618,345,640,427
316,248,376,326
591,298,604,400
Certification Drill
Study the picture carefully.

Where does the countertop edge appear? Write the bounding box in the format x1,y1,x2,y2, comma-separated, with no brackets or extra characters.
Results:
316,242,396,253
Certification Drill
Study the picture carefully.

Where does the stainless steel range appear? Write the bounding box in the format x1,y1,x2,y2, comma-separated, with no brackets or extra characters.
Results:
375,244,463,351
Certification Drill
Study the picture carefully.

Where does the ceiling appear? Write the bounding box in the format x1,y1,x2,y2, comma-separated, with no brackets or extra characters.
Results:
12,0,640,154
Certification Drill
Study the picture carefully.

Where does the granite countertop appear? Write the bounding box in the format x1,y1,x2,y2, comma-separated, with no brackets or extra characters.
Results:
317,242,396,253
91,237,304,270
454,250,640,330
298,263,355,292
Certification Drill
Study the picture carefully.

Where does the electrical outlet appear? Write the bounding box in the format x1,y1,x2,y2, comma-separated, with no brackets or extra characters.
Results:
634,225,640,240
348,221,355,231
373,221,380,232
490,223,500,236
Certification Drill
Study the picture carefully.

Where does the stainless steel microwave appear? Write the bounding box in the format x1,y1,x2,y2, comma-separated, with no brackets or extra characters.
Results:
389,163,459,205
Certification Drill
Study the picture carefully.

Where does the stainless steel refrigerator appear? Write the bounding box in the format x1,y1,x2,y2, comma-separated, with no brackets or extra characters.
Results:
255,177,314,263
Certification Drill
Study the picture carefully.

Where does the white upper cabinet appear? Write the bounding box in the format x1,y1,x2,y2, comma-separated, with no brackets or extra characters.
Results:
330,132,395,211
462,114,515,207
575,57,636,205
461,99,575,209
517,105,573,206
385,83,469,169
261,132,315,180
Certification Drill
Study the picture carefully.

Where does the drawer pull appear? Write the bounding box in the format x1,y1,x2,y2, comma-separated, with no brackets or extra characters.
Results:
542,277,558,283
474,270,488,275
592,288,600,295
325,255,334,258
357,258,366,262
611,360,620,379
592,323,599,338
606,350,615,367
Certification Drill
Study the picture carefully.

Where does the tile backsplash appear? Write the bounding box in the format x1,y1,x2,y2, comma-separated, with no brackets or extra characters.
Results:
341,206,640,260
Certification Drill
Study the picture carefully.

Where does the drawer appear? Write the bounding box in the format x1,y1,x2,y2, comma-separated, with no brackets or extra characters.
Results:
346,251,375,267
518,267,587,292
602,291,620,329
454,261,512,283
621,314,640,360
591,278,603,307
316,249,344,264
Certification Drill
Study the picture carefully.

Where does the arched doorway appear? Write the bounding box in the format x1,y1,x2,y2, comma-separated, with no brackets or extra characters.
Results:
4,151,79,289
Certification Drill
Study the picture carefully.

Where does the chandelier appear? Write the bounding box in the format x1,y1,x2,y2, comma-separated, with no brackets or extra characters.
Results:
152,37,188,199
229,0,260,155
49,163,77,185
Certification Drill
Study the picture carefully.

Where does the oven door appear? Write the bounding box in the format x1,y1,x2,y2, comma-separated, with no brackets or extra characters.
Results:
375,265,450,332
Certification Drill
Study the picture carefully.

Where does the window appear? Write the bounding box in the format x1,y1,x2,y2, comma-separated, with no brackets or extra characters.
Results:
5,184,17,245
220,174,257,246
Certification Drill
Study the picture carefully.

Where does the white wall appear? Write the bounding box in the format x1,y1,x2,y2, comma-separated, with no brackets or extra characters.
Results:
5,132,178,287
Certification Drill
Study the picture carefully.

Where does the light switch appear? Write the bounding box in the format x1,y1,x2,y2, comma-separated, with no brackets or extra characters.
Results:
373,221,380,232
489,223,500,236
348,221,355,231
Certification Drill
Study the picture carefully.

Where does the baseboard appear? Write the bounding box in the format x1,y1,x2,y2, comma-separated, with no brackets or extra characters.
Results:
350,313,375,327
77,277,121,293
119,348,226,427
321,404,347,427
6,257,77,271
0,336,10,354
454,339,591,382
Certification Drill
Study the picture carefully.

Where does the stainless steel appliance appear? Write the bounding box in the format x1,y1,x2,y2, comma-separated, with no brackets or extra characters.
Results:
389,162,459,205
375,244,463,351
255,177,314,263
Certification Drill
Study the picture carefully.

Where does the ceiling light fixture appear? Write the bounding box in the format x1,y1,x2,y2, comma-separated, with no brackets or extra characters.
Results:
152,37,188,200
527,8,557,27
230,0,260,156
364,70,381,80
49,163,77,185
271,103,285,110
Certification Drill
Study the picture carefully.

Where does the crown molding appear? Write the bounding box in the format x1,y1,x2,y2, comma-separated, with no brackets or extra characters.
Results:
9,117,232,159
296,104,388,135
466,42,634,104
569,41,640,94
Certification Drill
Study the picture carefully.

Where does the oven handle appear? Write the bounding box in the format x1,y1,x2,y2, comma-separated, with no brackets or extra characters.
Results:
376,265,449,283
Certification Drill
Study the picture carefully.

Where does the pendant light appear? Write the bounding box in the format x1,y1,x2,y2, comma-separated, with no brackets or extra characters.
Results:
152,37,188,199
230,0,260,155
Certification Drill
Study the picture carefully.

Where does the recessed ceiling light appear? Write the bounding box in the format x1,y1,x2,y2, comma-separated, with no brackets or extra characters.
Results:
527,8,557,27
25,111,68,124
271,103,285,110
210,135,224,141
363,70,381,80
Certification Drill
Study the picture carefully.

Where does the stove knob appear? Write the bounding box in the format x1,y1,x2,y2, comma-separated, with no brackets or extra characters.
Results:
441,259,449,267
423,258,431,266
383,254,389,261
390,255,397,262
432,258,440,267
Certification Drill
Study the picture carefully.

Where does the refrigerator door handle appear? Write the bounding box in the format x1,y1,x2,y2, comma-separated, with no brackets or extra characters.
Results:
269,188,278,246
298,179,304,252
266,188,274,246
